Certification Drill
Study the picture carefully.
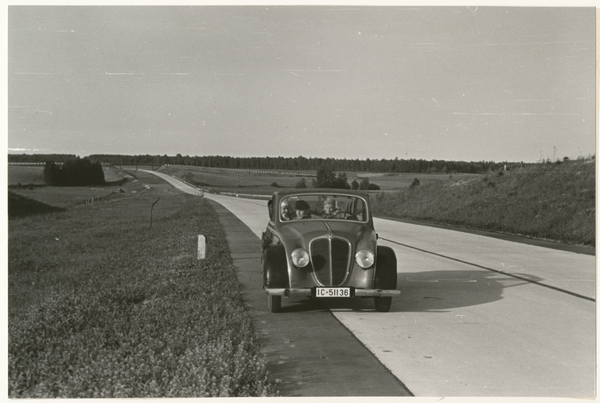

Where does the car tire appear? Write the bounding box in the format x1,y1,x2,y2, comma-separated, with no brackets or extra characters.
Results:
374,246,398,312
267,294,282,313
374,297,392,312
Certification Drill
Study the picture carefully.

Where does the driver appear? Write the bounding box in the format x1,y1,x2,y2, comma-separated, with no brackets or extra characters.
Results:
321,197,340,219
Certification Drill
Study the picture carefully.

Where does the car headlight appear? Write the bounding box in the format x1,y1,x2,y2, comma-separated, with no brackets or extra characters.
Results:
291,248,310,268
355,249,375,269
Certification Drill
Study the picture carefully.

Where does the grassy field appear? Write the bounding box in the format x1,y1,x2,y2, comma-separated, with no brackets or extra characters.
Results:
8,164,127,186
371,159,596,246
9,163,479,198
158,165,479,195
8,171,277,398
7,165,46,185
8,166,144,208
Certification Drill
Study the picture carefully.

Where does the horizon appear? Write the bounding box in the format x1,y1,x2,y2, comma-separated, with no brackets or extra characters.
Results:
8,6,596,164
10,150,584,165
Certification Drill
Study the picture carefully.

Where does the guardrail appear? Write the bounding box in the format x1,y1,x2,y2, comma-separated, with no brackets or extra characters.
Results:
219,192,271,200
8,162,63,165
164,164,316,177
171,175,271,201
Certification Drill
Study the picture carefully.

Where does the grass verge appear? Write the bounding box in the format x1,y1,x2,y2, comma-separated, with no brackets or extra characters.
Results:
371,159,595,246
8,187,277,398
8,191,65,217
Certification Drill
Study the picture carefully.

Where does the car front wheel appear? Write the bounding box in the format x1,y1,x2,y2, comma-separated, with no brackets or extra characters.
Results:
374,296,392,312
267,294,282,313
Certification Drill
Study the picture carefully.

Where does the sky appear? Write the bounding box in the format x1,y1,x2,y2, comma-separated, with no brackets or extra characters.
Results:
6,4,597,163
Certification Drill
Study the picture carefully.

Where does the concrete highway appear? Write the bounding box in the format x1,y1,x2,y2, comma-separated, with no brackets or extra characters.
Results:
142,170,596,398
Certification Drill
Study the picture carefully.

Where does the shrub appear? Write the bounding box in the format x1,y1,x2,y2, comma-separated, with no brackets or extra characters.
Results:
44,158,105,186
312,165,350,189
409,178,420,190
359,178,370,190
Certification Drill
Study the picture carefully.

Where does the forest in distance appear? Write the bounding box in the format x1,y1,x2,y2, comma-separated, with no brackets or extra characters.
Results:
8,153,519,174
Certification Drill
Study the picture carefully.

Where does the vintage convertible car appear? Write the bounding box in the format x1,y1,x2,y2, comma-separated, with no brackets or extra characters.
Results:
261,189,400,313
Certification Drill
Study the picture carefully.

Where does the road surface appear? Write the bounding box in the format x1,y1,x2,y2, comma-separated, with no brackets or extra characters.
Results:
141,170,596,398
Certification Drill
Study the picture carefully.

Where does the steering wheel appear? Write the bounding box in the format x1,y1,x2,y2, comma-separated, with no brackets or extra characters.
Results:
335,211,358,220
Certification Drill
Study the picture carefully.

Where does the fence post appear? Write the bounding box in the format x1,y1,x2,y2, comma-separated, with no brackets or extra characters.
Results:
198,235,206,260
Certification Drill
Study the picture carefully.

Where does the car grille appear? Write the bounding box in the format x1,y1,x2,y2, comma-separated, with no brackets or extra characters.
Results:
309,236,351,286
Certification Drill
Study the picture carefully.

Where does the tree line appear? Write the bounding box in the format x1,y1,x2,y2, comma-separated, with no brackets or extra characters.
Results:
43,158,105,186
9,154,77,163
10,153,511,174
87,154,509,174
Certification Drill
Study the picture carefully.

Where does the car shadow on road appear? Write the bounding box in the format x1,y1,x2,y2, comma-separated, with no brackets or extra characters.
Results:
394,269,544,312
277,296,330,313
321,269,544,313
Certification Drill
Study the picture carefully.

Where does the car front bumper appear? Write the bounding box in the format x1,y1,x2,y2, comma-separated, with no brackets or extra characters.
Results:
265,288,401,297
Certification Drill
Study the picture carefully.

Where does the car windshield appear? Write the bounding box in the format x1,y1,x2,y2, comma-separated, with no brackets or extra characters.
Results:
279,194,368,223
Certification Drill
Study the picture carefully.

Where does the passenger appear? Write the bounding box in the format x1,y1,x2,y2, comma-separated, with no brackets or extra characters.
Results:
293,200,312,220
280,200,294,221
321,197,340,219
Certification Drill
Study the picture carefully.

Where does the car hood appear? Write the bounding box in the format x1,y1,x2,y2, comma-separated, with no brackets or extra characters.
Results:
278,220,376,252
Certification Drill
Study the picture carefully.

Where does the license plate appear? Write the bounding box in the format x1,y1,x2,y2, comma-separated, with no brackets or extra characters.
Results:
313,287,353,298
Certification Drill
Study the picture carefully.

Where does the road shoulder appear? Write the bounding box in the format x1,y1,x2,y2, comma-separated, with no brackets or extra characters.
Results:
377,215,594,256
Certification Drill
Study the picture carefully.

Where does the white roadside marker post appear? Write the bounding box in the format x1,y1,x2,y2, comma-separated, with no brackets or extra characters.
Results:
198,235,206,260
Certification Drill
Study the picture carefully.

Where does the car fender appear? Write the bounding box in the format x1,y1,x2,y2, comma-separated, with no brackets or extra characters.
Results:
263,244,290,288
375,245,398,289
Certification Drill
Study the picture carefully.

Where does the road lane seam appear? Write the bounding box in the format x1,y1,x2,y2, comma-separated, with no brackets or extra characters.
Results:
380,237,595,303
